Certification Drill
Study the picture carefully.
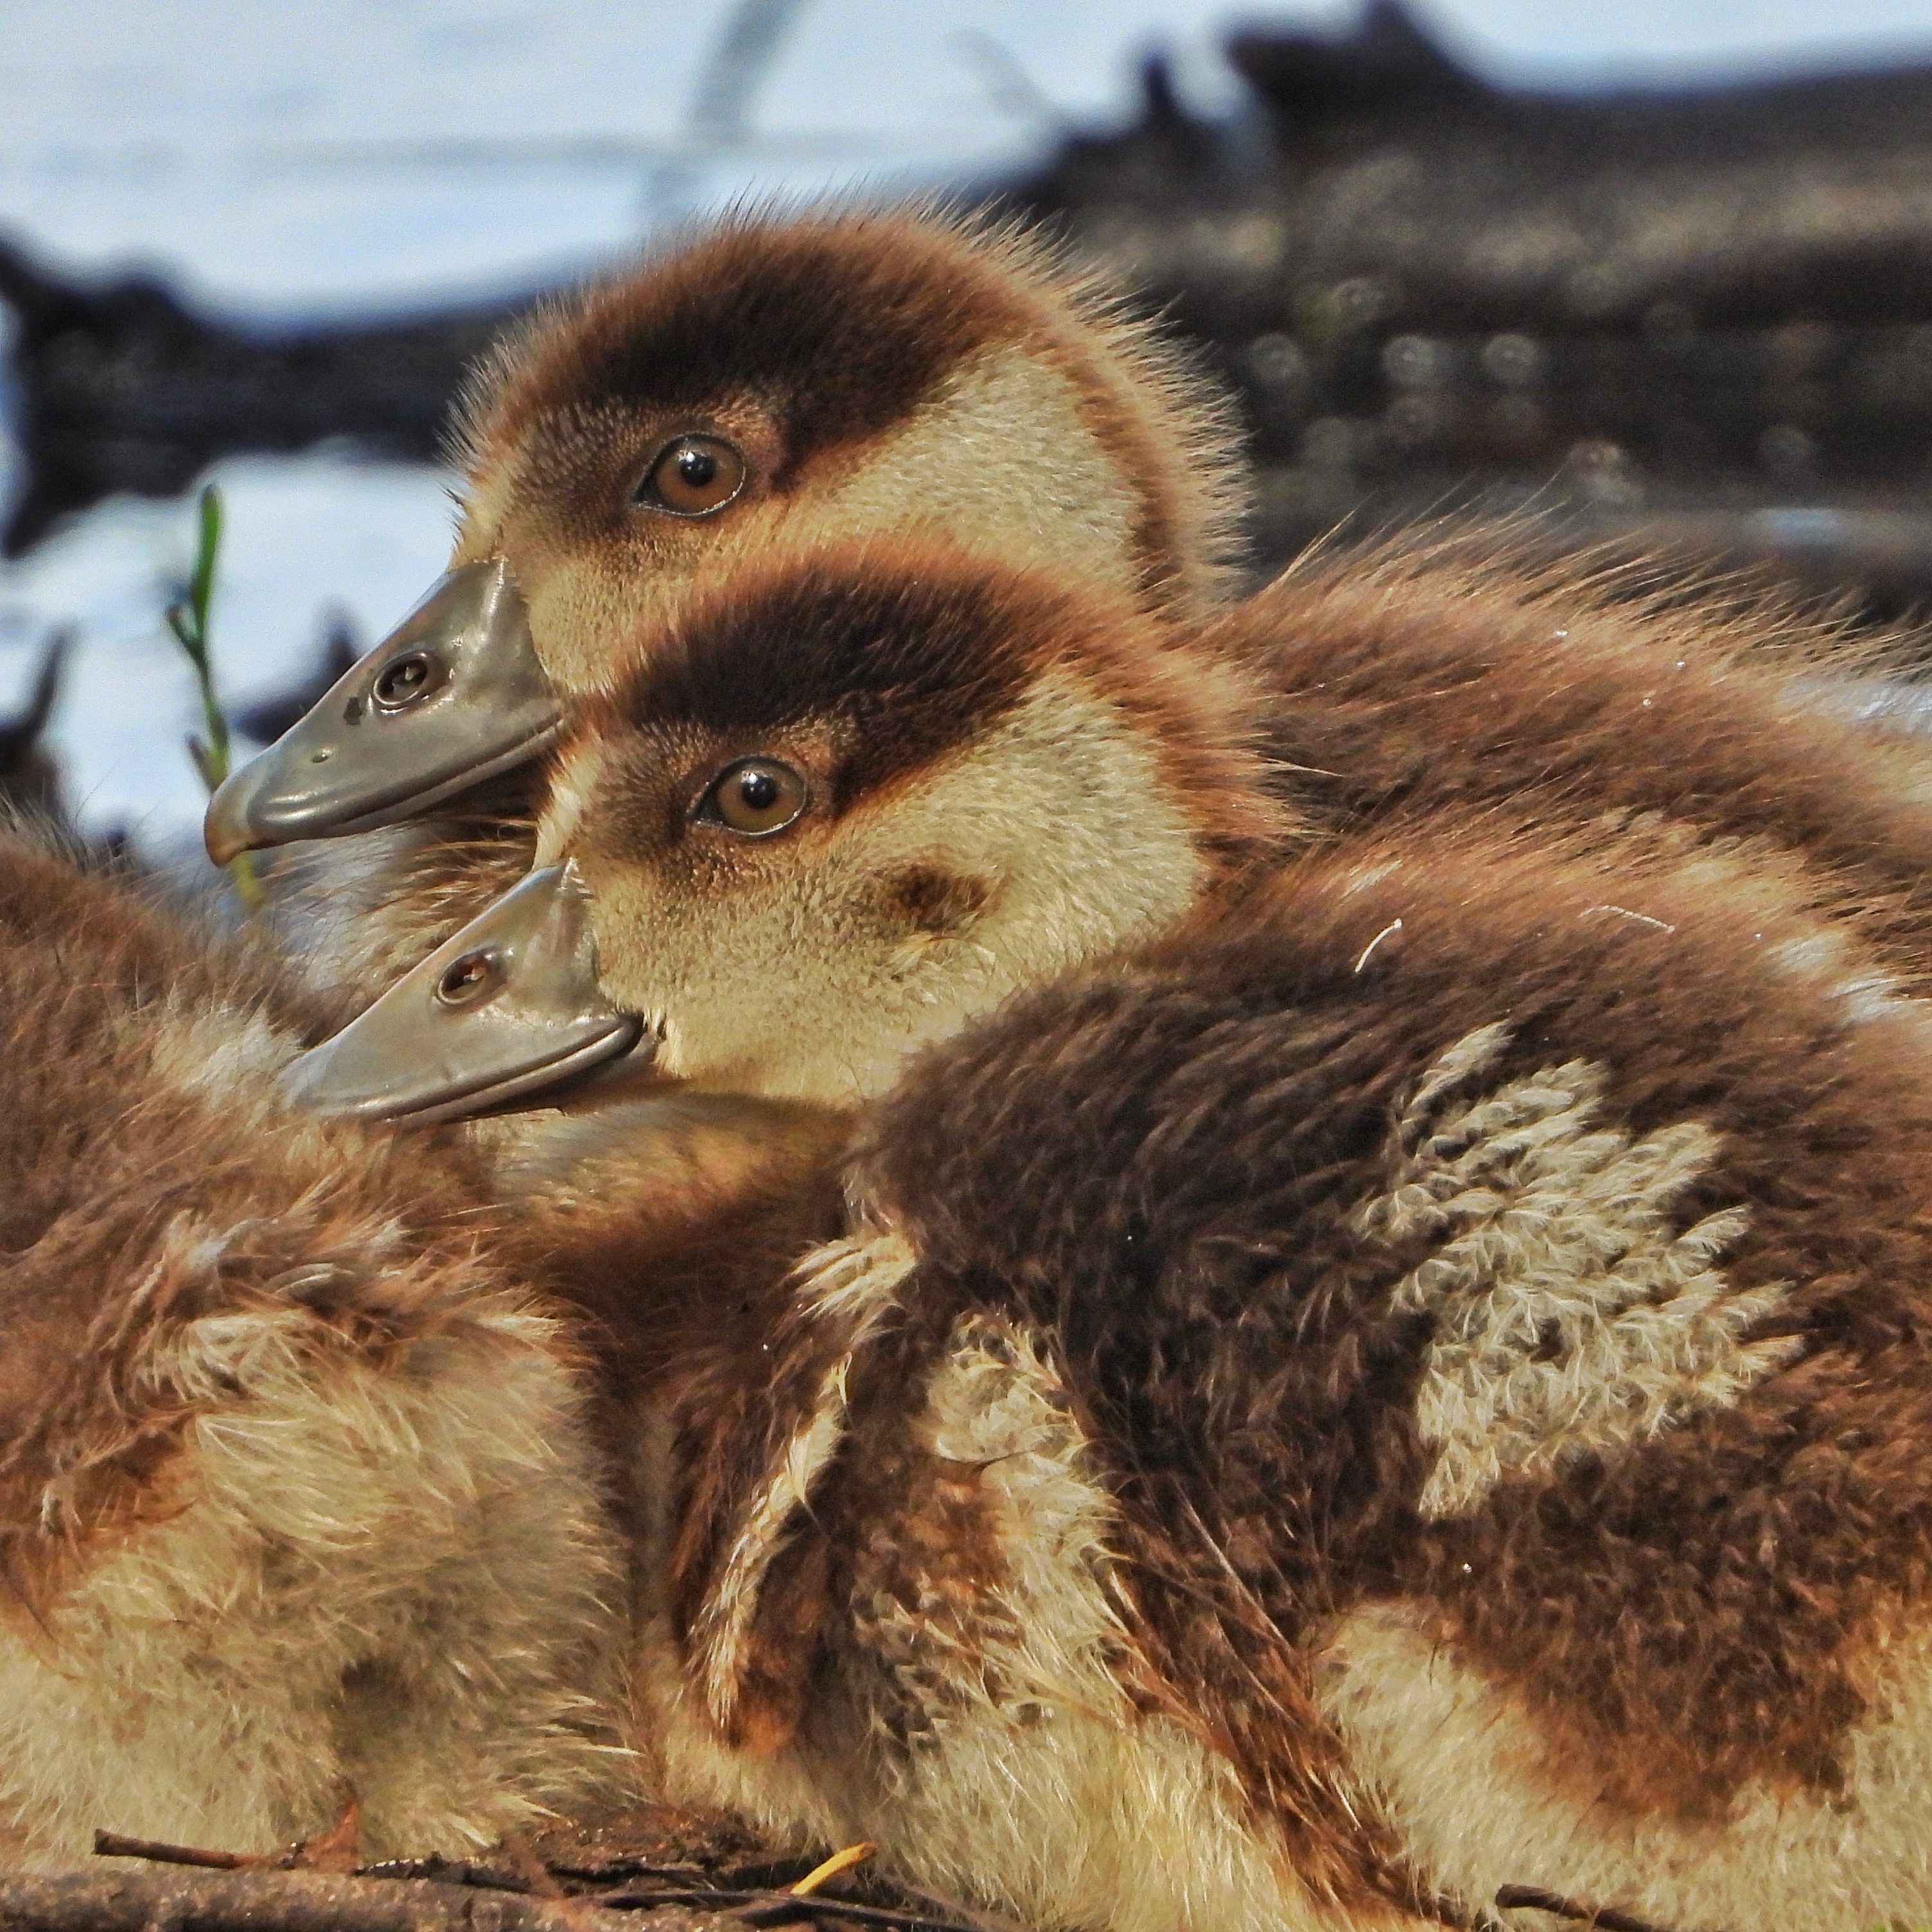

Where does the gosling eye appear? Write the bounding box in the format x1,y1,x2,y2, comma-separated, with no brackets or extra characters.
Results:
695,759,809,838
635,435,748,517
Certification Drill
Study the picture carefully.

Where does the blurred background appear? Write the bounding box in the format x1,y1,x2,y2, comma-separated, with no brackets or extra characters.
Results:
8,0,1932,855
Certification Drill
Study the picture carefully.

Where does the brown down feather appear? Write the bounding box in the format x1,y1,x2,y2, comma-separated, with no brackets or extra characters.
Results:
0,829,622,1861
1212,529,1932,976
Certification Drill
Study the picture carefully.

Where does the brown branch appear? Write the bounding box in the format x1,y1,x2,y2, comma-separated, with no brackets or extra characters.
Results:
594,1883,986,1932
91,1829,265,1870
1495,1883,1689,1932
358,1856,538,1892
0,1865,737,1932
72,1834,990,1932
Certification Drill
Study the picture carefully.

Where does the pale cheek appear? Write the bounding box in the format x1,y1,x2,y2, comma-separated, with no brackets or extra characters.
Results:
526,556,687,696
653,987,791,1093
448,471,513,566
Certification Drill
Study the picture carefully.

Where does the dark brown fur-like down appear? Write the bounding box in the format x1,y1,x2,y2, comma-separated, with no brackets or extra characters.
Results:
1213,535,1932,974
358,525,1932,1922
0,830,620,1858
690,817,1932,1922
496,1088,857,1687
518,823,1932,1924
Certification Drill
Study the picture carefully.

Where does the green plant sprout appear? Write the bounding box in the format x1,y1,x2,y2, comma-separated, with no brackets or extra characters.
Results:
167,483,262,913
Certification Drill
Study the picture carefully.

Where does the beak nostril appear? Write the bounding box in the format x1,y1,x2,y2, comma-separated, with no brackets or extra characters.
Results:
435,949,500,1008
310,748,332,763
372,649,448,712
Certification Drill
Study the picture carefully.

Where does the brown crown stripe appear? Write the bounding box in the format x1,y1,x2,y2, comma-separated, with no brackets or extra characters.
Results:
469,217,1021,492
602,548,1048,794
582,536,1285,860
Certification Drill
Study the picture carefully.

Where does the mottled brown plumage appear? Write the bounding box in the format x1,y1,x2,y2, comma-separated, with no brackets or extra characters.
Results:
0,830,622,1863
1214,531,1932,978
354,540,1932,1928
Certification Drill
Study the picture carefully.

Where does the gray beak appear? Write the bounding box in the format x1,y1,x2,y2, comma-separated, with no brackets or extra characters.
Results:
204,559,564,865
280,862,647,1125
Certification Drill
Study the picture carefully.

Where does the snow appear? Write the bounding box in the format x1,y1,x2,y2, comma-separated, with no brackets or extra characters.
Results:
4,0,1932,850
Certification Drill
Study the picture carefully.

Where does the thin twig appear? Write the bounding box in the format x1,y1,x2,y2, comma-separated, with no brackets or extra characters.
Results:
594,1881,984,1932
0,1866,668,1932
358,1856,536,1892
536,1862,710,1888
92,1829,265,1870
1495,1883,1687,1932
91,1825,968,1932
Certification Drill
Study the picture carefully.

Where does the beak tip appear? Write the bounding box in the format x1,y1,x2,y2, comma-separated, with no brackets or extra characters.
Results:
202,782,256,868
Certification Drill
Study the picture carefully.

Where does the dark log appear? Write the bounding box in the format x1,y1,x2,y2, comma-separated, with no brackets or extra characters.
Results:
13,3,1932,616
1032,3,1932,340
1014,5,1932,604
0,630,67,820
1493,1880,1681,1932
0,236,520,555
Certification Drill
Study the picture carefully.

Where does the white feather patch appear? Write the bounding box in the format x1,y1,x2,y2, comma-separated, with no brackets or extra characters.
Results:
1355,1023,1800,1518
689,1228,917,1730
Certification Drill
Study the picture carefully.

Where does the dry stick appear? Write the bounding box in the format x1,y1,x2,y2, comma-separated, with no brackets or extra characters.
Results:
358,1855,540,1892
0,1866,715,1932
91,1827,962,1932
1494,1883,1688,1932
594,1883,983,1932
91,1829,265,1871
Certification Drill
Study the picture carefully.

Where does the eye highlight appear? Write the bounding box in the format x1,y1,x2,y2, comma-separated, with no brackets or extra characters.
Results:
696,758,809,838
635,435,748,517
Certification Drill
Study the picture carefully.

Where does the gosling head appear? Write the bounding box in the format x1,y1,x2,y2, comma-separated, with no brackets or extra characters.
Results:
284,540,1283,1121
209,204,1249,863
453,201,1251,689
